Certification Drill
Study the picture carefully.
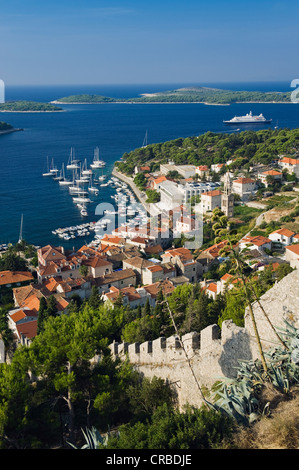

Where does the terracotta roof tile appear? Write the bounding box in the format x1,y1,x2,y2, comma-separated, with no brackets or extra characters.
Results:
0,270,34,286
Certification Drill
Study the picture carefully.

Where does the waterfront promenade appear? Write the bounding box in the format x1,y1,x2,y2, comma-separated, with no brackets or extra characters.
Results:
112,167,160,216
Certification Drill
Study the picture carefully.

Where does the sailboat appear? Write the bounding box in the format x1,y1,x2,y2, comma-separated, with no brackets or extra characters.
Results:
82,158,93,176
49,158,58,174
66,147,80,170
90,147,106,168
88,175,99,195
53,163,64,181
42,156,53,176
142,129,148,148
72,193,92,204
98,167,106,181
59,163,73,185
18,213,23,243
69,179,88,195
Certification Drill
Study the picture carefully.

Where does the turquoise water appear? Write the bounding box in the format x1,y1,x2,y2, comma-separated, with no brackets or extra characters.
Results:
0,82,298,248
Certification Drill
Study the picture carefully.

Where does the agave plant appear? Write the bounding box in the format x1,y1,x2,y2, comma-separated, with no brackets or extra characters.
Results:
68,426,110,449
211,321,299,425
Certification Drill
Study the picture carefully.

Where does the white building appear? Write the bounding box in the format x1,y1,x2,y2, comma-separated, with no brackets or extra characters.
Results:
278,157,299,178
268,228,297,246
239,235,272,253
160,164,196,179
258,170,283,187
182,182,221,204
232,177,256,201
159,180,185,210
200,189,222,213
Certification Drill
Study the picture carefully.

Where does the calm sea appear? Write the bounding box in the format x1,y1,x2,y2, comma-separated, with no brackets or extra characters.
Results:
0,81,298,249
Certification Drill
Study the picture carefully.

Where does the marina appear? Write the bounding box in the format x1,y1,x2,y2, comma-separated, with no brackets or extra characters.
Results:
49,167,149,245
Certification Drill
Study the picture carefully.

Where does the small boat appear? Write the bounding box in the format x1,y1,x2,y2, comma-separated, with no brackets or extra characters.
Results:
72,196,92,204
90,146,106,169
81,205,88,217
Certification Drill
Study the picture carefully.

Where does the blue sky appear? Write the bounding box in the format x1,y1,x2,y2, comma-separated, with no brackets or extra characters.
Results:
0,0,298,85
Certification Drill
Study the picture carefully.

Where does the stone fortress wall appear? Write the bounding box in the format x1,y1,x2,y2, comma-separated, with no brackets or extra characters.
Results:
110,270,299,409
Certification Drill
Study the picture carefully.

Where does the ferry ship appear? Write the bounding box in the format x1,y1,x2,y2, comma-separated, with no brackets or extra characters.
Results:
223,111,272,125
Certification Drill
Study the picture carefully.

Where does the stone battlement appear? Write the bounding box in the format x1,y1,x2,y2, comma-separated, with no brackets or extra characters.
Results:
110,323,235,364
109,321,251,409
110,270,299,409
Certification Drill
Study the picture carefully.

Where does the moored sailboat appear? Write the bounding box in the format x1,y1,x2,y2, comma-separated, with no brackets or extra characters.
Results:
42,156,53,176
66,147,80,170
90,147,106,169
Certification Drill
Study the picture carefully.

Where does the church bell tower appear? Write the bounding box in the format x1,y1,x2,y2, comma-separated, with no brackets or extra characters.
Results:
221,172,234,218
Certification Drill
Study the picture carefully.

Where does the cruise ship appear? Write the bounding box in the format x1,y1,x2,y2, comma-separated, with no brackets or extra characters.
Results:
223,111,272,125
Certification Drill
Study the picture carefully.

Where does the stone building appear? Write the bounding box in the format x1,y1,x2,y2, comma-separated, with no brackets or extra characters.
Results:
221,172,234,217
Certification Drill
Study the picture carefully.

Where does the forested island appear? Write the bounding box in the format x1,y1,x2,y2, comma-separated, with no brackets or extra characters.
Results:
0,100,63,112
115,127,299,176
52,86,293,105
0,121,23,135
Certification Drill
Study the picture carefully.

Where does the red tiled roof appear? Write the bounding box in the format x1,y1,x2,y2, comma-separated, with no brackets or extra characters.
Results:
197,165,209,171
207,282,217,293
241,235,271,247
203,240,229,258
286,244,299,256
262,170,282,176
10,308,37,323
154,176,167,184
270,228,295,237
0,270,34,286
281,157,299,165
221,273,233,282
143,280,175,298
16,320,37,340
233,177,255,184
201,189,222,197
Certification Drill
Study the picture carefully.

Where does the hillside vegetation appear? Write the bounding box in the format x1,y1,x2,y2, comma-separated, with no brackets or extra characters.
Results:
0,121,13,131
0,101,62,112
55,86,294,104
115,128,299,175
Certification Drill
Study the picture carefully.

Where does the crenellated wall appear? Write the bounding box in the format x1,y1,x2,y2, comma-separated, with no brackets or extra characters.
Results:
110,321,252,409
110,269,299,409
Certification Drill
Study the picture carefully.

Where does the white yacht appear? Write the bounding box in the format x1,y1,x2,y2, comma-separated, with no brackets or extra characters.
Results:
223,111,272,125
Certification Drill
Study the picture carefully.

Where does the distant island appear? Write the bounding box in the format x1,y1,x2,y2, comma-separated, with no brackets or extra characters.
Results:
0,100,63,112
0,121,23,135
52,86,293,105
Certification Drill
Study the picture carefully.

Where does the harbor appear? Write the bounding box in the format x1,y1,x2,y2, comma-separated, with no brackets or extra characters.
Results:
47,152,150,247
